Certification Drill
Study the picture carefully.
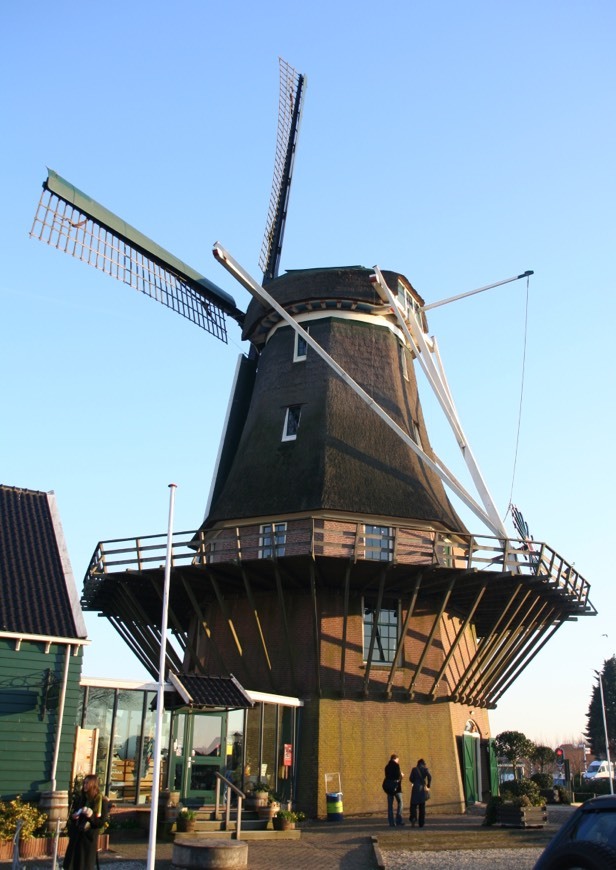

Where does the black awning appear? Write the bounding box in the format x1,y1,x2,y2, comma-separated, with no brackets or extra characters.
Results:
164,673,254,711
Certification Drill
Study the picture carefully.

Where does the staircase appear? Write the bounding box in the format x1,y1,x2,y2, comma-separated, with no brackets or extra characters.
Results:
172,807,300,840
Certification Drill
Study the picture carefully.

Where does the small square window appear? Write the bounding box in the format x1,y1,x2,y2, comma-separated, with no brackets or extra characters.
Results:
282,405,301,441
364,524,393,561
259,522,287,558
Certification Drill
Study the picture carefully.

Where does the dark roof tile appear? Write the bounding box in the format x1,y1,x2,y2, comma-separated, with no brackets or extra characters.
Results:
0,485,86,638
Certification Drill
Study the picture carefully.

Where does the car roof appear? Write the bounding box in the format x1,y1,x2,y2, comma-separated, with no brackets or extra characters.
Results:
580,794,616,811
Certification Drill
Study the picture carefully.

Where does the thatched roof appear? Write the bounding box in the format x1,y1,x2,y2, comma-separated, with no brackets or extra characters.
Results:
206,267,465,532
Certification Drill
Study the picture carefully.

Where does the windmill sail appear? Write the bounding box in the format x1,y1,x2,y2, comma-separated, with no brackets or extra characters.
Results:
30,169,244,341
259,59,306,284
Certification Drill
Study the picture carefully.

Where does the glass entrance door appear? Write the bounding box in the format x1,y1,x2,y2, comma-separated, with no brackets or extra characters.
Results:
186,712,227,803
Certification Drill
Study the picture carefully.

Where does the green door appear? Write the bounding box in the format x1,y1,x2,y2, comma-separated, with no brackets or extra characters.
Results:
463,733,478,804
487,738,500,797
169,711,227,804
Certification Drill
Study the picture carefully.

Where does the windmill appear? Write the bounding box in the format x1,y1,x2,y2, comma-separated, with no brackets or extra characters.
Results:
30,59,594,816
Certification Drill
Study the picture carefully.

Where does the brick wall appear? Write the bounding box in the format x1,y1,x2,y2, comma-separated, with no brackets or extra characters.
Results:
305,697,484,817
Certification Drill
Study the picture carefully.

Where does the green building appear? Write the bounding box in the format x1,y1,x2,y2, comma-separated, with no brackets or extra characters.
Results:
0,485,88,801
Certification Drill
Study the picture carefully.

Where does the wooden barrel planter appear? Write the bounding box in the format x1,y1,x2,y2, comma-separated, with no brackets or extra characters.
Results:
496,804,547,828
39,790,69,834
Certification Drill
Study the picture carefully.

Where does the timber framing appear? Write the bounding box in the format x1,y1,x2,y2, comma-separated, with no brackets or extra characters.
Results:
81,515,595,709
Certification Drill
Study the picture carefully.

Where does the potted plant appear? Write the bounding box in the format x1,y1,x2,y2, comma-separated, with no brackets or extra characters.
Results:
253,782,270,806
176,807,197,833
273,809,305,831
257,790,281,821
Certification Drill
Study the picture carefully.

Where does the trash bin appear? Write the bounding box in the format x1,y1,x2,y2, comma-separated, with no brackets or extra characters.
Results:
325,773,343,821
326,791,343,821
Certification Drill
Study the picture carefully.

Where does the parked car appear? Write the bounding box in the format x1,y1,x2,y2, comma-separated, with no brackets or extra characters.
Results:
533,794,616,869
583,760,615,782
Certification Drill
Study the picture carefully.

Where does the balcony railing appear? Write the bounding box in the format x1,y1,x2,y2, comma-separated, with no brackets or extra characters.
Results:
86,518,592,611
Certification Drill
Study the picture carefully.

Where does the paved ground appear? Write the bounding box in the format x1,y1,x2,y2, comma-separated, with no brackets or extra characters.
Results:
2,805,575,870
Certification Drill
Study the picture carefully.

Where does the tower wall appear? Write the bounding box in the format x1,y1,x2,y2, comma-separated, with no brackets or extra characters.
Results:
295,696,490,817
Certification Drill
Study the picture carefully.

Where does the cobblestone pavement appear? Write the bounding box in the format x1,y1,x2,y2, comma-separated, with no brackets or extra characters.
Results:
2,806,575,870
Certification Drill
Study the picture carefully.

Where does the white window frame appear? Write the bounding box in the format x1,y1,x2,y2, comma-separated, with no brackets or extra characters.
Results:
294,327,309,362
259,522,287,559
282,405,301,441
400,342,409,381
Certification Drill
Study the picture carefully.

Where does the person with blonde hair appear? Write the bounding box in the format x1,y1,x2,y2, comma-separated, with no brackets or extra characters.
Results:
63,775,109,870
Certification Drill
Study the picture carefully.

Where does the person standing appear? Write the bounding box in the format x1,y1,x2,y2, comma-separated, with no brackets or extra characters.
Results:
409,758,431,827
63,775,109,870
383,753,405,827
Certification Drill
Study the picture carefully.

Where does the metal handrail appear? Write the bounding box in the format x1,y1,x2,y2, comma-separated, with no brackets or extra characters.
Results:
214,773,245,840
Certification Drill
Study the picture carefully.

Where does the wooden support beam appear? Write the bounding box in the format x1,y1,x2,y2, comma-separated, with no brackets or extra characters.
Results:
241,566,274,675
209,573,243,657
107,614,156,676
115,584,180,674
273,563,298,695
465,597,548,703
178,571,227,675
429,580,487,699
363,568,387,697
451,582,526,701
479,602,556,702
309,559,322,698
408,576,456,699
489,616,565,704
386,573,423,698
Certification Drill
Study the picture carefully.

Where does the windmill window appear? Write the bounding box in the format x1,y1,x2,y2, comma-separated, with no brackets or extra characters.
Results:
397,280,419,321
363,598,399,664
294,328,308,362
411,420,423,451
364,524,394,561
259,522,287,558
282,405,301,441
400,343,409,381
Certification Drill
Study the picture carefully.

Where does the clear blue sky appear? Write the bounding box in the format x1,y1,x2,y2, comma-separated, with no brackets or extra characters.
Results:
2,0,614,746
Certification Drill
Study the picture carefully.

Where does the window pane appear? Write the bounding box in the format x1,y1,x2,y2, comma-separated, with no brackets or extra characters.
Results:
363,601,399,663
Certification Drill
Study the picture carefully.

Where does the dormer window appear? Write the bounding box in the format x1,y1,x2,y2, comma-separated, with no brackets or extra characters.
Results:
282,405,301,441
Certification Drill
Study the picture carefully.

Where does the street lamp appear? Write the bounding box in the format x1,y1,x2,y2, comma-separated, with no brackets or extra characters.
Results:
593,669,614,795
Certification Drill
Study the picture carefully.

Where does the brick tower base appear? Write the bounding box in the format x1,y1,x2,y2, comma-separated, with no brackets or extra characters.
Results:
296,697,491,817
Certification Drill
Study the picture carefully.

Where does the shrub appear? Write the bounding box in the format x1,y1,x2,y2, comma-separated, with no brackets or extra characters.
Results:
0,797,48,841
483,795,503,826
556,786,572,805
500,777,544,807
531,772,553,789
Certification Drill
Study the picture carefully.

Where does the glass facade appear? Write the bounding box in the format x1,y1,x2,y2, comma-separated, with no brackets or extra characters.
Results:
78,680,300,805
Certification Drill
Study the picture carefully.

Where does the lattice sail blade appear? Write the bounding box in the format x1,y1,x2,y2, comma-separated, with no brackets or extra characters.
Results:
30,170,243,341
259,58,306,283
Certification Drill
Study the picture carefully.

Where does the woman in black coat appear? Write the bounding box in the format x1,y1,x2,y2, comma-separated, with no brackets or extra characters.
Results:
409,759,432,827
383,753,405,827
63,775,109,870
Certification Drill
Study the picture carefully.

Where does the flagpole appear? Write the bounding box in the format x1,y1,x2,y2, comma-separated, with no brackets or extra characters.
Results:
146,483,177,870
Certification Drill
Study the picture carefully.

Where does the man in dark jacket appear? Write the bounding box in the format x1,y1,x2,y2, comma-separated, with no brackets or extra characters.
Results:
409,758,432,827
383,753,405,827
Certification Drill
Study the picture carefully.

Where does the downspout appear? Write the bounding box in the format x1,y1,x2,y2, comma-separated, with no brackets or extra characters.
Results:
50,644,72,792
